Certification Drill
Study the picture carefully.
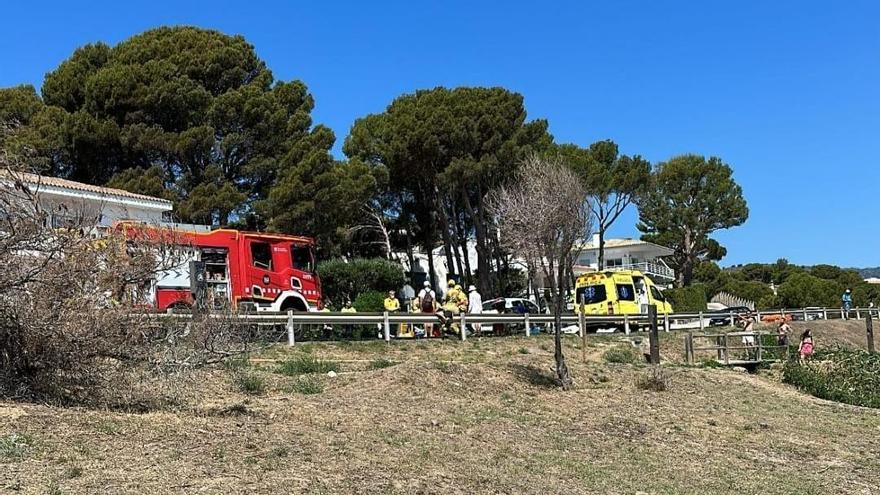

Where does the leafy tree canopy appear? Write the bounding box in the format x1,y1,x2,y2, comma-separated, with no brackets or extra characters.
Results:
2,26,336,230
637,154,748,286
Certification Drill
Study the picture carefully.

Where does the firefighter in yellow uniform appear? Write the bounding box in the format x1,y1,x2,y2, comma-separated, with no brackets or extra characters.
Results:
384,290,401,338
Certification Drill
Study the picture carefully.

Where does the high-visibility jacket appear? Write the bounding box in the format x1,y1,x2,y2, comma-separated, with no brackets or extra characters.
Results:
384,297,400,312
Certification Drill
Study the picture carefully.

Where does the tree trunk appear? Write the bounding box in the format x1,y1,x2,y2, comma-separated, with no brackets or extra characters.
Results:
405,220,416,286
427,245,437,291
552,261,572,390
462,191,492,297
435,193,456,282
678,255,695,287
597,224,605,270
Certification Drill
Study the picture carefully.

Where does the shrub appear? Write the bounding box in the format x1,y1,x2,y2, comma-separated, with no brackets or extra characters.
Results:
368,358,397,370
276,356,339,376
635,366,670,391
234,372,266,396
317,258,405,308
354,290,386,312
663,285,707,312
0,433,34,460
289,376,324,395
783,349,880,408
603,346,638,364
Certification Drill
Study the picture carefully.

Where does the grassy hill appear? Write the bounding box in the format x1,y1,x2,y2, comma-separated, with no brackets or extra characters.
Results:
2,322,879,494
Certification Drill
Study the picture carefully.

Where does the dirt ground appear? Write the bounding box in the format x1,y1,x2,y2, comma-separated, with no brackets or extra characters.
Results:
2,321,879,494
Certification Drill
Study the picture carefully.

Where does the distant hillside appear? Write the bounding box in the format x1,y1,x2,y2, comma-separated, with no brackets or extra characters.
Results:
856,267,880,279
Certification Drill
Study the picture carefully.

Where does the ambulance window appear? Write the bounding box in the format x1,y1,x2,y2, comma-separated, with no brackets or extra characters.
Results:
650,286,666,302
291,244,314,272
576,285,607,304
251,242,272,270
616,284,636,301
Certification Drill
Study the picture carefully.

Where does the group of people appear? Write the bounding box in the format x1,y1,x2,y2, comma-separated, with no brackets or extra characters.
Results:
736,311,814,361
379,279,483,338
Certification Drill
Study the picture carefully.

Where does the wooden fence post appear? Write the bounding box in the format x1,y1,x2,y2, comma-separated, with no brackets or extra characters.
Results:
686,331,694,365
580,296,587,363
648,305,660,364
867,313,875,354
287,310,295,347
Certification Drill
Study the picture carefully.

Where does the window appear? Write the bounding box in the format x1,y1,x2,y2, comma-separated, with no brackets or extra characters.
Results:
650,286,666,302
250,242,272,270
576,285,607,305
291,244,314,272
606,258,624,268
616,284,636,301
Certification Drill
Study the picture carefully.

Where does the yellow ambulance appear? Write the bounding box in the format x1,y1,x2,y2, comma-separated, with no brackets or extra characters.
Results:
573,270,673,315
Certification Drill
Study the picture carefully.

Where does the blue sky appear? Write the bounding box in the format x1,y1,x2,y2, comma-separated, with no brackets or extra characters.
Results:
2,1,878,267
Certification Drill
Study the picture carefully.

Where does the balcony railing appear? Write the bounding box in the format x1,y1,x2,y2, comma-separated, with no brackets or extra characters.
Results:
607,261,675,280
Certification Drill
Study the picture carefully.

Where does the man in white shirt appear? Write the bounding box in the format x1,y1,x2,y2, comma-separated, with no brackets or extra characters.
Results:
467,285,482,335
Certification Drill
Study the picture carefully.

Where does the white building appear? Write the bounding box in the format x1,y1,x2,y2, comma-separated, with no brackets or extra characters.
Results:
573,233,675,283
1,171,173,233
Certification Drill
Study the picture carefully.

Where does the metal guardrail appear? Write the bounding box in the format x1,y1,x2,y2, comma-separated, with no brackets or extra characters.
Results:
135,306,880,346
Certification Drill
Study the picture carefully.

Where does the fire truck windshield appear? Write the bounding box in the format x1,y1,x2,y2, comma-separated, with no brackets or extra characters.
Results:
291,244,314,272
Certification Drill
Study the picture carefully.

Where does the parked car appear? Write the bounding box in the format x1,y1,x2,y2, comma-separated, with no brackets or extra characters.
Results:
482,297,543,315
482,297,546,334
708,306,752,327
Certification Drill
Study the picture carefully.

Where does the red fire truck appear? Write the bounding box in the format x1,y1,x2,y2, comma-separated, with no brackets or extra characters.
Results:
118,222,321,312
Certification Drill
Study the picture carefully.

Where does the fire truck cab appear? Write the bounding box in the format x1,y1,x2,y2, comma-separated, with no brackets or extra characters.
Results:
119,223,321,312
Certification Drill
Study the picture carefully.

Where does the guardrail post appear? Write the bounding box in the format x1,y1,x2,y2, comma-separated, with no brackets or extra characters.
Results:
856,308,861,320
663,312,670,332
383,311,391,342
823,308,828,320
286,310,295,346
803,308,808,321
524,312,530,338
840,308,845,320
698,311,704,331
624,313,630,335
461,312,467,341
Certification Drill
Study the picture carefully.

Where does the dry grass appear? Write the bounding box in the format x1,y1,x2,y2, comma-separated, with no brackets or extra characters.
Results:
2,325,879,494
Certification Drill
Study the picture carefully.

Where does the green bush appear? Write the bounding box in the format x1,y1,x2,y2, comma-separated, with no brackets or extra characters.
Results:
783,349,880,408
354,290,386,312
368,358,397,370
0,433,34,460
289,376,324,395
276,356,339,376
603,346,639,364
317,258,405,308
234,372,265,396
663,285,707,312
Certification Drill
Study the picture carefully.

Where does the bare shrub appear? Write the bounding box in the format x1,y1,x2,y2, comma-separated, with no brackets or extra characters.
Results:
0,146,258,408
635,366,670,392
489,154,592,389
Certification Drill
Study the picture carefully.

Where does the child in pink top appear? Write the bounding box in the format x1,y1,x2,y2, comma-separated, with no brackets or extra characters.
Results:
798,329,814,361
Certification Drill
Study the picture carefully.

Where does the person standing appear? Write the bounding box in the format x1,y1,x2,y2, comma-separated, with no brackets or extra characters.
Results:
467,285,483,335
842,288,853,319
383,290,401,338
798,329,815,362
418,281,438,337
739,311,756,358
341,300,356,338
777,319,791,347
